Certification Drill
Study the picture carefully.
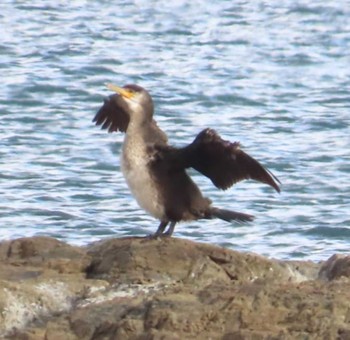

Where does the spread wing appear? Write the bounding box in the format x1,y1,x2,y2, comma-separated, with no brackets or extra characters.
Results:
93,94,130,133
185,128,281,191
154,128,281,192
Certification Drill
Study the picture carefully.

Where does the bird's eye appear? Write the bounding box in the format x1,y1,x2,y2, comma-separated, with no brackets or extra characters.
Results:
128,90,136,98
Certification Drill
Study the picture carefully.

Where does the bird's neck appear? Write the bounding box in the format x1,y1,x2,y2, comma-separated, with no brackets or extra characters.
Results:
126,117,149,134
126,103,152,130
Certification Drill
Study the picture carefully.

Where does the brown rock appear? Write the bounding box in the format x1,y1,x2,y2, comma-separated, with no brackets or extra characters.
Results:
0,236,350,339
86,237,232,285
319,254,350,280
2,236,90,273
86,237,317,285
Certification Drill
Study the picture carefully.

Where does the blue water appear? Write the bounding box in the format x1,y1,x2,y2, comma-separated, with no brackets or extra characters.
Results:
1,0,349,261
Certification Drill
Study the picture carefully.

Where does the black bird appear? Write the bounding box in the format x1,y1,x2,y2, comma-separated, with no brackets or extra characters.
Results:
93,84,280,237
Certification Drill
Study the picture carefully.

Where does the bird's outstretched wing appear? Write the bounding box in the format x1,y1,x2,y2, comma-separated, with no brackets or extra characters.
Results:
93,94,130,133
153,128,280,192
185,128,281,191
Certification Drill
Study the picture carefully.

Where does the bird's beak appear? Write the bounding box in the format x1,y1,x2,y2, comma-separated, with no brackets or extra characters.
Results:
106,83,134,99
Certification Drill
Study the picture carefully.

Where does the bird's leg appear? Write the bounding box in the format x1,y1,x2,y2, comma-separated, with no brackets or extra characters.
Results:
151,220,169,238
163,221,176,237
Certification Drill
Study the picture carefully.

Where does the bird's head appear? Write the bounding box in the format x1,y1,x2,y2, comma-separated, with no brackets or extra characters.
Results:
107,83,154,123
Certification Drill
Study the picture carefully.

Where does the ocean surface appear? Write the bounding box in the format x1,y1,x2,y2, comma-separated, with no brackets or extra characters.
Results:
1,0,349,261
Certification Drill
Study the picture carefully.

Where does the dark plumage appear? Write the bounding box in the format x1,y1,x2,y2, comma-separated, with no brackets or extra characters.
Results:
93,84,281,237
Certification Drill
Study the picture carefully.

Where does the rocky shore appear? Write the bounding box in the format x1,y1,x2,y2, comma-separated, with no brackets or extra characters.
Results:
0,236,350,339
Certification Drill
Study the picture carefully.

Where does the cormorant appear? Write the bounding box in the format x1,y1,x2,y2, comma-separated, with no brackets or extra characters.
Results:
93,84,280,237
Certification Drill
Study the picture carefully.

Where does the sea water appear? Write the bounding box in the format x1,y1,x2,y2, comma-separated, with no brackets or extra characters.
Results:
1,0,349,260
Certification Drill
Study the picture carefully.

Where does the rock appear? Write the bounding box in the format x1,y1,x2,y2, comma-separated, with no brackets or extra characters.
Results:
319,254,350,280
0,236,349,339
86,237,319,285
0,236,90,279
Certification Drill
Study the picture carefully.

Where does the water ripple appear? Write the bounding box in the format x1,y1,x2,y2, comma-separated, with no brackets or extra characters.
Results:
1,0,350,261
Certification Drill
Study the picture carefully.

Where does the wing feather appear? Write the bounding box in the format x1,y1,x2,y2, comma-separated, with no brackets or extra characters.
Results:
184,128,281,191
154,128,281,192
93,94,130,133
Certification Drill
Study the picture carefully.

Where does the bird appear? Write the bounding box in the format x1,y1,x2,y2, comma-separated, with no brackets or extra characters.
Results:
93,83,281,237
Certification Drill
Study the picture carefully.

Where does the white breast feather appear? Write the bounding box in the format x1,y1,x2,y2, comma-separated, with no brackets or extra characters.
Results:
121,136,165,220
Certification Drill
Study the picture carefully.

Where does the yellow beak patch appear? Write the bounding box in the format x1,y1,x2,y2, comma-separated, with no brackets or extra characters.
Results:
106,83,134,99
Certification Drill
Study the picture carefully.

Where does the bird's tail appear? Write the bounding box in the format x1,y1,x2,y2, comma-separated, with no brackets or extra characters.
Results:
210,207,254,223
